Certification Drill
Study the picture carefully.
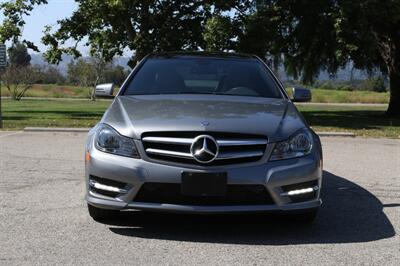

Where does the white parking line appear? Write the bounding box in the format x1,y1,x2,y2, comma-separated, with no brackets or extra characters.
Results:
0,131,23,139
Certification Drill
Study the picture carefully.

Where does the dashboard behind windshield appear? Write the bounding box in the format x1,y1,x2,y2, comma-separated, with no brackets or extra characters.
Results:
123,57,283,98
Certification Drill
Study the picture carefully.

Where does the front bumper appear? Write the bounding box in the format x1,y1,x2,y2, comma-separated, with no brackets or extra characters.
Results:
85,142,322,214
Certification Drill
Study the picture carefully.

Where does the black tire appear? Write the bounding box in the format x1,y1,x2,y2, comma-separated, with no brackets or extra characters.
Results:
87,204,120,221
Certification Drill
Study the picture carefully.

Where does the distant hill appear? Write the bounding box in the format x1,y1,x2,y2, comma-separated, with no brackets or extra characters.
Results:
30,54,131,75
31,53,371,81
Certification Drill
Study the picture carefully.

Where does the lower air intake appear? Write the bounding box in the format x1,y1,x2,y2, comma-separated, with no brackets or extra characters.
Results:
134,183,275,206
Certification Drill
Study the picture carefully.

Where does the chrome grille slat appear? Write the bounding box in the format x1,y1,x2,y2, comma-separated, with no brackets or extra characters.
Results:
143,137,193,145
146,148,193,159
216,150,264,160
142,132,268,166
217,139,268,146
146,148,263,160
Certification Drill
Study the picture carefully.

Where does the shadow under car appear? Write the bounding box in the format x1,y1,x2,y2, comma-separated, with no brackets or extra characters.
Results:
102,171,395,245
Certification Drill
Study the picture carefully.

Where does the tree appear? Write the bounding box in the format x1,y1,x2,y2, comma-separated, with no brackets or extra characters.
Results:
334,0,400,115
236,1,283,71
89,53,107,101
103,65,129,85
42,0,214,67
1,42,39,100
8,42,31,66
67,59,96,98
67,57,109,100
203,15,234,51
0,0,48,51
246,0,399,116
0,0,47,120
2,65,40,100
37,66,66,85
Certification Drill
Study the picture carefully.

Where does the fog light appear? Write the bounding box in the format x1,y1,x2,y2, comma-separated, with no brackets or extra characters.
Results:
89,179,127,194
280,186,319,197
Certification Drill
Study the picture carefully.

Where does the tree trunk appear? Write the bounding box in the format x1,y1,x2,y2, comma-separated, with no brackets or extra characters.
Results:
387,69,400,116
90,87,96,101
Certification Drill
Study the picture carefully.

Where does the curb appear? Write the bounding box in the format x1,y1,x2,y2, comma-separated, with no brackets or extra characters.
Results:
316,131,355,137
24,127,91,132
23,127,356,137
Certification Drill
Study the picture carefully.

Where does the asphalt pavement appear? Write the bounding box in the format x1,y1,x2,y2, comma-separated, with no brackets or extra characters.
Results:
0,132,399,265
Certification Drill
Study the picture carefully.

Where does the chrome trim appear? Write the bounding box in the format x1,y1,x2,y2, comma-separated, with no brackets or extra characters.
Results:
190,135,219,164
217,139,268,146
217,150,264,160
88,190,124,201
143,134,268,164
142,136,193,145
143,136,268,146
146,148,193,159
146,148,264,161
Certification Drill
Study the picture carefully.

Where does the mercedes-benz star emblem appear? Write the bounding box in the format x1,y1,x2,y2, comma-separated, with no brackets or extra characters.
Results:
190,135,219,163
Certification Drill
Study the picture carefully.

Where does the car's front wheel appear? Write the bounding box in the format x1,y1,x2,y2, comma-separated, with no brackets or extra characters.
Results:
87,204,120,221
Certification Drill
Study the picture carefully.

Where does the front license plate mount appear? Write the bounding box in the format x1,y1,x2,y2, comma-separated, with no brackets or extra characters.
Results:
181,172,227,197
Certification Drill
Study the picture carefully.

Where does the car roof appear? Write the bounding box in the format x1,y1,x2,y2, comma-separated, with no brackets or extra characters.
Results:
147,51,258,60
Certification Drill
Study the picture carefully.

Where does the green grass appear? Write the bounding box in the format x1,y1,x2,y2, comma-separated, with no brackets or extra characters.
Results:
1,84,92,98
286,88,389,103
1,99,111,128
1,99,399,138
1,84,391,103
297,105,399,138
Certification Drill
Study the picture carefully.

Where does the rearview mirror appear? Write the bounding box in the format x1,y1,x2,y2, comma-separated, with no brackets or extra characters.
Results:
95,83,114,97
292,87,312,102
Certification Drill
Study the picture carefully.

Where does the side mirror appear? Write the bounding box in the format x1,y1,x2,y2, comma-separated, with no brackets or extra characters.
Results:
292,87,312,102
95,83,114,97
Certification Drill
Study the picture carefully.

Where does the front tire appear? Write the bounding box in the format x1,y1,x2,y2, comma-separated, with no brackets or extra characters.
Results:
87,204,120,221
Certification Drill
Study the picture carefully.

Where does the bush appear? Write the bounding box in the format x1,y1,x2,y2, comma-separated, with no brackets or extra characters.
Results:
37,66,66,85
371,77,386,93
318,82,336,91
357,77,387,93
1,65,41,100
338,85,353,91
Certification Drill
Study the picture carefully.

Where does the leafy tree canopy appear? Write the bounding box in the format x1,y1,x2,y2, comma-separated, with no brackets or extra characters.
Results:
203,15,234,51
1,0,399,115
238,0,400,115
0,0,48,51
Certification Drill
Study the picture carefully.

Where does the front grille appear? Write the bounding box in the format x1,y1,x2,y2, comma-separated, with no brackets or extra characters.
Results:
133,183,275,206
142,132,268,166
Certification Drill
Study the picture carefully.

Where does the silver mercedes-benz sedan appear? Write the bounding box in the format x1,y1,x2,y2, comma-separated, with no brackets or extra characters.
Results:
85,52,323,222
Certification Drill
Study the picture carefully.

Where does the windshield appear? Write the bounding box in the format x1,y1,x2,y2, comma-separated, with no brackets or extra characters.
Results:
124,57,282,98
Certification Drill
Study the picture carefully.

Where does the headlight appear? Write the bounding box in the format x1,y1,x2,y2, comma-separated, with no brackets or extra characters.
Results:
95,124,140,158
270,128,313,161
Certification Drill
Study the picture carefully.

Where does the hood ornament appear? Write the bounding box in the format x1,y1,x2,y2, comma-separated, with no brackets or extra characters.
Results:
190,135,219,163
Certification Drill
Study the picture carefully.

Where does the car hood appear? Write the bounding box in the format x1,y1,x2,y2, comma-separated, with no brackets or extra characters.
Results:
100,95,307,142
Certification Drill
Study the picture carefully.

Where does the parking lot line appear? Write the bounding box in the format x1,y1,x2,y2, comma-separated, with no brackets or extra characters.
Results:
0,131,23,138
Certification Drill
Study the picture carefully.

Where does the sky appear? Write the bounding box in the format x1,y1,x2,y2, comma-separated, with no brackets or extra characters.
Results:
1,0,86,54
